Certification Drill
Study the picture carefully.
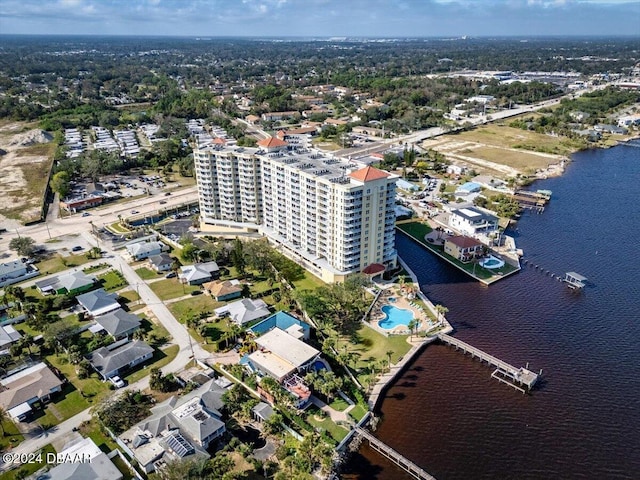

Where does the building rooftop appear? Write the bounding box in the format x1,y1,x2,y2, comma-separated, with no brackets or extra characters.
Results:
76,288,120,315
349,165,391,182
258,137,288,148
87,340,153,377
0,362,63,411
446,235,483,249
251,327,319,379
94,309,141,338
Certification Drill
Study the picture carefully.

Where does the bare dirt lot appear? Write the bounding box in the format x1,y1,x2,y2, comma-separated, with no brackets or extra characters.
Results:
0,121,55,226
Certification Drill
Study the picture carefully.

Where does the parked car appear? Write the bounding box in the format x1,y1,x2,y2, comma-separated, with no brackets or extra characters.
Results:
164,192,171,196
110,376,125,388
81,212,91,217
131,210,139,214
165,272,177,278
72,245,83,252
159,200,167,205
190,290,203,296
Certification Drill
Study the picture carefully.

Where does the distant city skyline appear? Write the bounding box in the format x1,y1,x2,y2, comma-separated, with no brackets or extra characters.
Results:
1,0,639,37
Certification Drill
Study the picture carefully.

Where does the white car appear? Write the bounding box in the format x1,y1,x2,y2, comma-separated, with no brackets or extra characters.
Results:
109,376,125,388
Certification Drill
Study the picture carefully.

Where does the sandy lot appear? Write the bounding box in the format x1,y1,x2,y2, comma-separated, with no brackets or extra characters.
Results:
0,122,54,226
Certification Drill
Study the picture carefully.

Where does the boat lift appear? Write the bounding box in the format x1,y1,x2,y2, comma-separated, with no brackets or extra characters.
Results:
564,272,587,290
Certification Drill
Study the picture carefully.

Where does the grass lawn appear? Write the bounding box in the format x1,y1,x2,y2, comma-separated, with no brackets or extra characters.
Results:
0,444,55,480
348,404,368,422
108,222,131,233
292,272,326,292
124,344,179,383
135,266,163,280
329,397,349,412
37,384,91,428
139,317,170,342
396,221,433,242
83,262,110,274
168,295,223,321
78,417,119,454
305,407,348,442
348,325,412,372
118,289,141,304
0,420,24,451
36,253,92,275
149,278,200,300
98,270,128,291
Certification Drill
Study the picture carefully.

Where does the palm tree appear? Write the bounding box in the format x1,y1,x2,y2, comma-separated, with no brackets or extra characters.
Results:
0,407,8,436
386,350,394,369
408,318,418,340
435,304,449,323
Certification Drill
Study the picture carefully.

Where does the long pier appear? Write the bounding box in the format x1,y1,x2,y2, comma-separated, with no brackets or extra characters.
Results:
437,333,539,393
354,426,436,480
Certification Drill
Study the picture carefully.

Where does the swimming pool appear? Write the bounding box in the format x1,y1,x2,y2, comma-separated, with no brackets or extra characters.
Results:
378,305,415,330
479,255,505,270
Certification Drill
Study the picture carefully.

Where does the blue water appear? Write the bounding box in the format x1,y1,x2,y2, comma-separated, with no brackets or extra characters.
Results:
312,360,327,372
378,305,414,329
346,141,640,479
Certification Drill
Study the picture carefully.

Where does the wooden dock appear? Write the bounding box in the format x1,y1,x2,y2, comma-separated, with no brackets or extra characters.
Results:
354,426,436,480
437,333,539,392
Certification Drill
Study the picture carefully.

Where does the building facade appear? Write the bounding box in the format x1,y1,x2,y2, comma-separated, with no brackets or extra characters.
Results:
195,138,398,282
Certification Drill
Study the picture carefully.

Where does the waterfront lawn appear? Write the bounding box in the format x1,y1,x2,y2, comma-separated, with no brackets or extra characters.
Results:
396,221,433,243
348,325,412,372
150,278,200,300
348,404,368,422
293,272,326,291
0,444,55,480
305,407,349,443
135,266,163,280
329,397,349,412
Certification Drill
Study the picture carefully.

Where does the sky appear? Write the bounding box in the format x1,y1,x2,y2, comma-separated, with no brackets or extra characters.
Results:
0,0,639,37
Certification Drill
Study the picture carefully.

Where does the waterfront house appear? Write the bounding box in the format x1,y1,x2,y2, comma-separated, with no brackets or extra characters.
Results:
126,241,166,261
91,308,141,341
214,298,270,326
87,339,154,380
76,288,120,317
178,261,220,285
449,206,498,238
35,270,97,296
247,327,319,408
249,311,311,340
118,379,227,474
203,279,243,301
444,236,485,263
0,362,63,421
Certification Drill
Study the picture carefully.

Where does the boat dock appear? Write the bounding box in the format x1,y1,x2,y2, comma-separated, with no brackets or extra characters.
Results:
354,426,436,480
512,189,551,214
437,333,539,393
563,271,587,290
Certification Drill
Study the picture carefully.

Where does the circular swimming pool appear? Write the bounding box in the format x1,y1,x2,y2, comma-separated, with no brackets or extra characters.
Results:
378,305,415,330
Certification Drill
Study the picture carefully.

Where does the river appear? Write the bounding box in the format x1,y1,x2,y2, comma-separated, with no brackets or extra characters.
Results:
343,142,640,479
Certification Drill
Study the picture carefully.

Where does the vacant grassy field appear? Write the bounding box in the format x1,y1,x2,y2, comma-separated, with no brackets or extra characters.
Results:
135,266,162,280
149,278,200,300
469,146,555,172
451,124,582,156
168,295,223,320
36,252,92,275
396,221,433,241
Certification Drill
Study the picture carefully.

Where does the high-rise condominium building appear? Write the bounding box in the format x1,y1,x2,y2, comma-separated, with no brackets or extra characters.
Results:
194,137,397,283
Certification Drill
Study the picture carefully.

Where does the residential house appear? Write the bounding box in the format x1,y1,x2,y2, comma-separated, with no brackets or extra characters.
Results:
0,362,63,421
449,207,499,238
261,111,298,122
91,309,141,341
249,311,311,340
126,241,166,261
0,259,39,288
444,236,485,262
60,196,103,213
617,114,640,128
148,253,174,273
396,179,419,192
76,288,120,317
203,279,243,301
214,298,270,326
252,402,275,423
455,182,482,196
178,261,220,286
87,339,154,380
247,327,319,408
119,380,227,473
35,270,97,296
0,325,21,351
41,437,122,480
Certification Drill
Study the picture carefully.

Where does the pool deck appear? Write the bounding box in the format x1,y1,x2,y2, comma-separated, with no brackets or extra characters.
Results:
368,290,437,336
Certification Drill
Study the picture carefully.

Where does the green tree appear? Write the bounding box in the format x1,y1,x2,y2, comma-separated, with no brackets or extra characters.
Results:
9,237,36,257
0,407,7,436
50,171,71,198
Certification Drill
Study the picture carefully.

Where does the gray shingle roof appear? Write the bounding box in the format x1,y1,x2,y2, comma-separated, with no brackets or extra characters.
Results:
88,340,153,377
76,288,119,315
94,309,141,338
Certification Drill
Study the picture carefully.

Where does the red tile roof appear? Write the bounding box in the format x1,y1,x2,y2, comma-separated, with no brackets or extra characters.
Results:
349,166,391,182
362,263,386,275
212,137,226,144
258,136,288,148
446,235,483,249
